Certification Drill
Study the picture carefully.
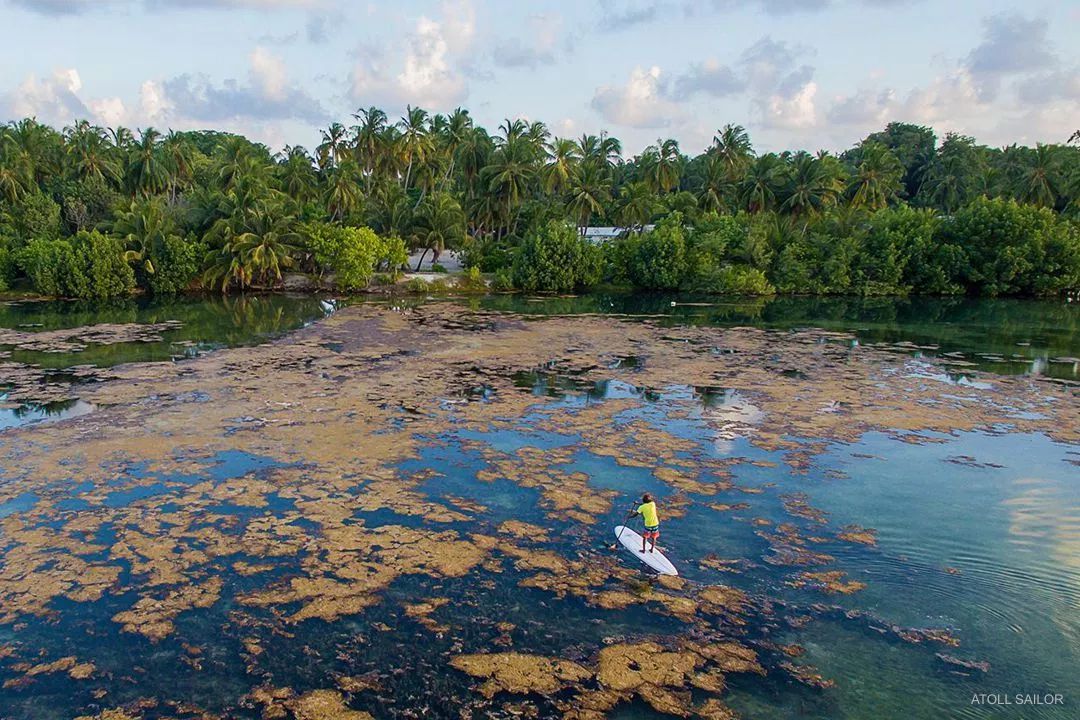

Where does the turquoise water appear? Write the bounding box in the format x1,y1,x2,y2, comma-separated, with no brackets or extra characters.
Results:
0,294,1076,718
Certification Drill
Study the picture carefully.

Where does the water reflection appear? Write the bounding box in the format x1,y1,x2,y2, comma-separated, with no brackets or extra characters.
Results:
479,294,1080,380
0,397,96,430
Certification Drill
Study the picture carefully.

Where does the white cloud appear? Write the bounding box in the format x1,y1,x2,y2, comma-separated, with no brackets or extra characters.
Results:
350,2,473,110
1016,68,1080,104
826,87,896,126
86,96,127,126
900,67,983,127
8,0,321,14
138,79,170,120
670,58,744,99
440,0,476,55
590,65,681,128
1,47,324,151
492,13,565,69
965,13,1055,100
762,80,817,129
250,46,287,101
4,67,89,123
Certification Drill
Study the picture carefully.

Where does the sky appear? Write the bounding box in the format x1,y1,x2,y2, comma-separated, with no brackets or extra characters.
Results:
1,0,1078,156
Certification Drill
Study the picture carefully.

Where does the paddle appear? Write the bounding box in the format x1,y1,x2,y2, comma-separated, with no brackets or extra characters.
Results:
611,507,638,550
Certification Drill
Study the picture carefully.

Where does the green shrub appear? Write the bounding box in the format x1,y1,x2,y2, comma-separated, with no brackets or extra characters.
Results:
627,213,687,290
763,213,860,295
492,267,514,291
431,263,448,273
18,238,70,296
75,230,135,299
147,235,202,294
852,205,936,295
8,192,63,242
460,236,513,273
59,177,122,233
511,221,601,292
698,265,775,295
456,266,487,293
937,197,1080,296
377,235,408,274
406,277,430,293
684,214,751,290
301,222,405,291
0,240,15,291
18,231,134,299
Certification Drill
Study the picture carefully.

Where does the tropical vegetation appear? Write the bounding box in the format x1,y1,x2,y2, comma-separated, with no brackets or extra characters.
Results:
0,112,1077,298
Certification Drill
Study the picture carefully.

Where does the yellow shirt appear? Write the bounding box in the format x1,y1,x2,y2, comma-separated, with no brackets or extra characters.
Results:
637,501,659,528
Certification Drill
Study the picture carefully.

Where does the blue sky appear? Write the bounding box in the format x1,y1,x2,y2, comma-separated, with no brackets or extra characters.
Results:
1,0,1077,155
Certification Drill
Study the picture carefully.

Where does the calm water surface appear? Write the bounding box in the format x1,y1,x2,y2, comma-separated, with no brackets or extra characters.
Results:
0,293,1077,719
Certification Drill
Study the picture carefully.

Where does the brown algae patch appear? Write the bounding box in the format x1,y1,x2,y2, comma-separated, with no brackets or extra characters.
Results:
240,526,494,622
786,571,867,595
449,652,591,697
450,641,759,718
0,302,1076,716
4,656,96,688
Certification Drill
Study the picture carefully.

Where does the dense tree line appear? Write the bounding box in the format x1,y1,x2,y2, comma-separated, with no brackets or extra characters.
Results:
0,111,1077,299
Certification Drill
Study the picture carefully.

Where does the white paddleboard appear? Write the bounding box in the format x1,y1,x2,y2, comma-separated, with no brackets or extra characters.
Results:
614,526,678,576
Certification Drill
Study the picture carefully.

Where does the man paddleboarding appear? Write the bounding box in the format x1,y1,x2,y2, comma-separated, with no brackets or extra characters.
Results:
627,493,660,553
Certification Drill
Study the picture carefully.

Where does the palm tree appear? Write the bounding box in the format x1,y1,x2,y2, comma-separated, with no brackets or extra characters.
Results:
10,118,63,186
0,128,34,202
235,210,299,286
484,137,535,237
710,124,754,180
214,136,257,190
467,191,501,239
542,137,579,195
128,128,167,197
576,131,622,170
161,131,196,203
352,106,388,175
203,207,298,291
109,126,135,151
397,106,430,190
917,133,986,212
740,154,784,213
697,154,735,213
113,198,173,276
277,145,318,204
599,132,623,169
617,181,657,230
567,163,611,234
781,152,835,216
456,127,492,199
413,192,466,269
317,122,349,170
642,138,681,193
1016,144,1061,208
816,151,849,207
438,107,472,191
64,120,121,186
848,143,903,210
325,158,363,222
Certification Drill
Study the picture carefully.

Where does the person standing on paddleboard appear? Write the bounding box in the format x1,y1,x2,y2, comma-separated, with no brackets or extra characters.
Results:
627,493,660,553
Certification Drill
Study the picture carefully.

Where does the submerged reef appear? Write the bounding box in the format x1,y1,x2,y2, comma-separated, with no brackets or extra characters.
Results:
0,302,1075,718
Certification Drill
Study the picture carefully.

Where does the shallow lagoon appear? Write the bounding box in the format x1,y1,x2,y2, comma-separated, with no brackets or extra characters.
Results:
0,294,1076,719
